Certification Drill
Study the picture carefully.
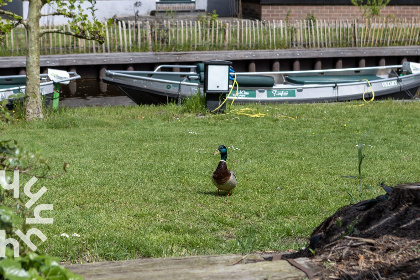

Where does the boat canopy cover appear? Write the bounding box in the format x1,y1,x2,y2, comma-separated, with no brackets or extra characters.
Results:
196,63,205,82
235,75,275,87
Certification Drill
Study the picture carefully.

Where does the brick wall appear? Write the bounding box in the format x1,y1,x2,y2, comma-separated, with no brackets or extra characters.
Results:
243,4,420,21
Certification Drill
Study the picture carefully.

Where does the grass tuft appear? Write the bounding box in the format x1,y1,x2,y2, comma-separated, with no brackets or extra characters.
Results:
181,93,207,115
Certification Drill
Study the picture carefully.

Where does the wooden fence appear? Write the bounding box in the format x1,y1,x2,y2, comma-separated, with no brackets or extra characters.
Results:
1,18,419,56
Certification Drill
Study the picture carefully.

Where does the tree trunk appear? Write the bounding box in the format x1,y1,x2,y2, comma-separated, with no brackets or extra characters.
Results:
389,183,420,208
307,183,420,250
25,0,43,120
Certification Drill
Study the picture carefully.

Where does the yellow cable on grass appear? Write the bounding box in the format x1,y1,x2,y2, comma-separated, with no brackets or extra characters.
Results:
210,73,239,113
229,108,267,118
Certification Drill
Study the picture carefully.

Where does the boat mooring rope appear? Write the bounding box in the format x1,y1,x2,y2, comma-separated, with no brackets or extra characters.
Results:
349,79,375,107
362,79,375,104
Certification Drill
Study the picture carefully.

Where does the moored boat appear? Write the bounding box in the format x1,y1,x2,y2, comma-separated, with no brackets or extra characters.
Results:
0,69,81,108
103,61,420,105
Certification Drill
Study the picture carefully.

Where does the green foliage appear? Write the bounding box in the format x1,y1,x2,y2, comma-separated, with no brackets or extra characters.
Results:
305,12,316,23
0,0,104,43
345,219,360,236
347,131,378,203
357,132,367,181
305,13,316,28
350,0,390,18
285,8,292,25
164,9,176,19
0,100,14,126
0,248,82,280
181,93,207,115
198,10,219,27
308,248,316,256
0,0,22,43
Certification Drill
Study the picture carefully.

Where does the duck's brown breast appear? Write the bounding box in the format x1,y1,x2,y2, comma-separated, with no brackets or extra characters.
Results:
212,161,231,185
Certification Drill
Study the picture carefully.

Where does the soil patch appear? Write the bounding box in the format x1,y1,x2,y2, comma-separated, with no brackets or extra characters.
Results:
283,183,420,279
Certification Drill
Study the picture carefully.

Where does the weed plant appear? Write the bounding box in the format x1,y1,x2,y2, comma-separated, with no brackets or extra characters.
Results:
3,100,420,262
180,93,207,115
346,131,378,202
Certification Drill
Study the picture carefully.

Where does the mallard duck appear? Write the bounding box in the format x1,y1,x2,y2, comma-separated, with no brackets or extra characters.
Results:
212,145,237,196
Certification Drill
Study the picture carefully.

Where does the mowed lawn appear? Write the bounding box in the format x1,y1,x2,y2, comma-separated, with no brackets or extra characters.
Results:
4,100,420,262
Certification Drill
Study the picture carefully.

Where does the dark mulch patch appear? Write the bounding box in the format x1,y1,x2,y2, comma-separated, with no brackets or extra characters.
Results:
283,184,420,279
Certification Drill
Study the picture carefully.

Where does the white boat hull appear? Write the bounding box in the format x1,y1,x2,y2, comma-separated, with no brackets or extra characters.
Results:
103,63,420,105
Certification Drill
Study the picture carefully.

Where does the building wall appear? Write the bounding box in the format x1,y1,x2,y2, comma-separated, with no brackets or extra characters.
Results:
243,3,420,21
1,0,23,17
196,0,207,11
20,1,210,25
22,1,157,25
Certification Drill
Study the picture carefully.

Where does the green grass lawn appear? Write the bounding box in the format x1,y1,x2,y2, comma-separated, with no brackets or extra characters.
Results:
4,100,420,262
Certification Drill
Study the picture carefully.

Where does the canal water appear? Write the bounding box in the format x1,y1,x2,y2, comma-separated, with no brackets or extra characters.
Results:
59,78,137,107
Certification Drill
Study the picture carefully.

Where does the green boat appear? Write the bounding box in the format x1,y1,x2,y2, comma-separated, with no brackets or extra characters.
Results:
104,61,420,104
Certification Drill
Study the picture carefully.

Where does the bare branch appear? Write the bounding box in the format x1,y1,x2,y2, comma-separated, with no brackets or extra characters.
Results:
41,11,74,18
0,9,26,27
40,28,104,44
0,8,20,19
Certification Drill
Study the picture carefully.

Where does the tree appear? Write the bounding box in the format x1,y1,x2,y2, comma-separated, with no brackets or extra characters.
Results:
0,0,104,120
237,0,242,19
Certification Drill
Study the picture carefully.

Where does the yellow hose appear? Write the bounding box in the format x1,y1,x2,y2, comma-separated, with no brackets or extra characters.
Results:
348,79,375,107
210,73,239,113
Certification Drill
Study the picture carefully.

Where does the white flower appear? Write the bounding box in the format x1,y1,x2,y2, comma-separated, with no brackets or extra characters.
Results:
60,233,69,238
72,233,81,237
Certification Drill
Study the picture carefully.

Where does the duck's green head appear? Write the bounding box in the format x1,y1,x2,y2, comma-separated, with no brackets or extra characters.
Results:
214,145,228,161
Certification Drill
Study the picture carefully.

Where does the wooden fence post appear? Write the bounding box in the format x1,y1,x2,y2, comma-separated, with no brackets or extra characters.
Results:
146,21,152,51
137,22,141,51
3,18,420,56
118,21,123,52
10,29,14,55
124,21,128,52
224,22,229,50
105,22,109,53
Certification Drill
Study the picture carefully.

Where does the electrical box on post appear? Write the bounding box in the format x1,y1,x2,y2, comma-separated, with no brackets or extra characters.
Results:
204,60,232,112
